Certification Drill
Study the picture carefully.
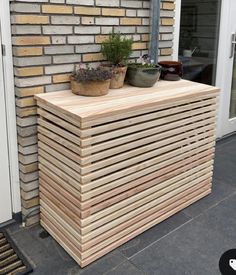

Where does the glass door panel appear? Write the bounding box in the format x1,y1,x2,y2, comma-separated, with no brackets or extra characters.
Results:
178,0,221,85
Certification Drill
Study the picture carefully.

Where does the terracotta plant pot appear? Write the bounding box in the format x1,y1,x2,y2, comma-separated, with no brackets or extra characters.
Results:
158,61,183,81
70,77,111,97
102,65,127,89
126,65,161,88
111,66,127,89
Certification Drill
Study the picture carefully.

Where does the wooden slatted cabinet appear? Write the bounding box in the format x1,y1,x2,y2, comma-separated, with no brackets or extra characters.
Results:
35,80,219,267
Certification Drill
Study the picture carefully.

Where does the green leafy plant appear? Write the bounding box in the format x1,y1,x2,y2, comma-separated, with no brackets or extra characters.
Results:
72,63,112,82
101,32,133,66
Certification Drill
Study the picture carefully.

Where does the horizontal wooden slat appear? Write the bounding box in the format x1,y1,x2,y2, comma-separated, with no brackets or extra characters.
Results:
39,122,215,182
39,97,216,138
38,162,82,193
41,187,211,267
38,115,216,167
80,165,213,231
81,115,216,163
40,159,213,232
38,108,82,137
39,135,215,201
40,143,214,215
39,142,81,173
36,80,219,123
38,118,81,148
38,125,80,155
81,98,217,137
38,155,81,183
82,92,219,127
39,168,81,199
81,106,216,147
41,178,210,254
81,131,215,188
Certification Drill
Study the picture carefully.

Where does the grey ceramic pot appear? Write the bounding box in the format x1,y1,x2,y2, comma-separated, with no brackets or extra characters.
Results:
126,65,161,87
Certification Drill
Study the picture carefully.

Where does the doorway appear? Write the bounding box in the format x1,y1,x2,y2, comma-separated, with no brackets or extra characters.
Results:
0,24,12,224
216,0,236,137
176,0,236,138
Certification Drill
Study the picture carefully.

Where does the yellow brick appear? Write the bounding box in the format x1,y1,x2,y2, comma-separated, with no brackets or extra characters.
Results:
15,86,44,98
16,97,36,108
16,107,37,118
21,197,39,209
102,8,125,17
15,67,44,77
81,17,94,25
83,53,104,62
13,15,49,25
13,36,50,46
74,7,101,15
53,74,70,83
13,47,43,57
161,18,175,26
141,34,150,42
161,48,173,56
132,42,148,50
162,2,175,10
95,35,109,43
19,163,38,173
120,18,142,25
42,4,72,14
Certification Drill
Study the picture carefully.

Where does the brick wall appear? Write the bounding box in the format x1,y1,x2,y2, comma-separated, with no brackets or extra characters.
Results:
10,0,175,226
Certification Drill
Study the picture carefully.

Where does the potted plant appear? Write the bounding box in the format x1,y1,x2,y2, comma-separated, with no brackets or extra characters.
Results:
101,32,133,89
71,64,112,97
126,55,161,87
158,61,183,81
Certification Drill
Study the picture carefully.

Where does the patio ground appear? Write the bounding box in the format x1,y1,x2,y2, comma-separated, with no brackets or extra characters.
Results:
5,134,236,275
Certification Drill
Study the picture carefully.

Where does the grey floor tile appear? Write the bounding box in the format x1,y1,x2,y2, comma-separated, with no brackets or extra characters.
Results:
104,261,144,275
213,156,236,186
8,224,126,275
67,251,126,275
131,193,236,275
213,139,236,187
118,211,190,259
183,178,236,218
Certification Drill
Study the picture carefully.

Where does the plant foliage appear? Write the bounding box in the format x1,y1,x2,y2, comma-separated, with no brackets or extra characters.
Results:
128,54,157,68
73,64,112,82
101,32,133,66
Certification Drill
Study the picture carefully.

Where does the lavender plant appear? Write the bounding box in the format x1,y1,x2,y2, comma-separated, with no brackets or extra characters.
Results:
72,63,112,83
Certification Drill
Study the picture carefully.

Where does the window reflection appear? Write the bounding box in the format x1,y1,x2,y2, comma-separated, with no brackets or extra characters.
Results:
178,0,221,85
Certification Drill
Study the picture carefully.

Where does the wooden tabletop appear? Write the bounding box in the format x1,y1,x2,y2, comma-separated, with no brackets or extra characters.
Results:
35,80,219,122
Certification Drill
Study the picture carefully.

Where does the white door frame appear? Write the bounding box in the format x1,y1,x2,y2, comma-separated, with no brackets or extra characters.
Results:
215,0,236,138
0,23,12,223
0,0,21,214
173,0,181,61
